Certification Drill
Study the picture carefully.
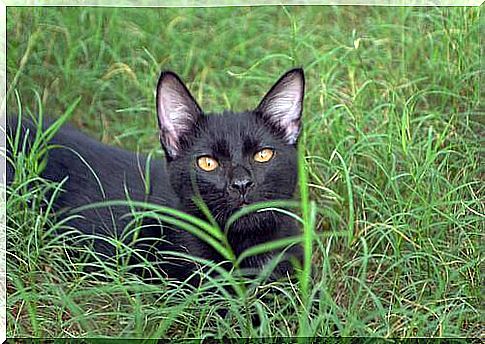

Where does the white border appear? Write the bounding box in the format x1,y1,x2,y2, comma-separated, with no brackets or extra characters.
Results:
1,0,6,340
2,0,485,6
0,0,482,341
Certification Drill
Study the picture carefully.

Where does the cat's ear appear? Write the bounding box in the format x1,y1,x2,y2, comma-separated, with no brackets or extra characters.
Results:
256,68,305,144
156,71,202,159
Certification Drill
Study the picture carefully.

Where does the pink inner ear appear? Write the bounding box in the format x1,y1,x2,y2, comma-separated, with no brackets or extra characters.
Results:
156,73,201,156
159,129,179,156
284,121,301,144
257,70,304,144
262,92,302,143
157,91,180,156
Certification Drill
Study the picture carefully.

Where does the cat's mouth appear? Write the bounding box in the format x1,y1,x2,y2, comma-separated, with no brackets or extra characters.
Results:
237,199,251,207
226,193,260,210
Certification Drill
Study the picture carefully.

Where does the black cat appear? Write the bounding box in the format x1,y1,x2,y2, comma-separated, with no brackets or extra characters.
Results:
6,68,305,284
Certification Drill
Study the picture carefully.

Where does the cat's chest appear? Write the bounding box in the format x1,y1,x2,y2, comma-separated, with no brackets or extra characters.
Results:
241,253,272,269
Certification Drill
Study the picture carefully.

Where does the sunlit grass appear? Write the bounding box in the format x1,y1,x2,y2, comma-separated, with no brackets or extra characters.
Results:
5,5,483,338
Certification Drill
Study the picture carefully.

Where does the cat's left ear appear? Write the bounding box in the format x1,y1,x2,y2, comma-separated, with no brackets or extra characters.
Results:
256,68,305,144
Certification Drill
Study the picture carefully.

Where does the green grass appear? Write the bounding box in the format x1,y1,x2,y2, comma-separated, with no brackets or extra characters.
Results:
5,5,484,338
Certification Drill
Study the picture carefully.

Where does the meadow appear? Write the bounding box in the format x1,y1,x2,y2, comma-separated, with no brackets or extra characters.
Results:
5,5,483,338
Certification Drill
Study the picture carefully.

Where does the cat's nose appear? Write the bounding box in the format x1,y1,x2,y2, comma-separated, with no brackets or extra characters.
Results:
229,178,254,195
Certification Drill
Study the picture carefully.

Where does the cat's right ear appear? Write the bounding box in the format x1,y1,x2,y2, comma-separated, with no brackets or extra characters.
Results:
156,71,202,160
256,68,305,145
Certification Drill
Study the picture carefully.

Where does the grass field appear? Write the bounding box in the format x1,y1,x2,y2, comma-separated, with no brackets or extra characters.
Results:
5,5,484,338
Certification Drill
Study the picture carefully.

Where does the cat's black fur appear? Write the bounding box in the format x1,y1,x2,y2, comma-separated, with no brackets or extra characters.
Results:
6,68,305,284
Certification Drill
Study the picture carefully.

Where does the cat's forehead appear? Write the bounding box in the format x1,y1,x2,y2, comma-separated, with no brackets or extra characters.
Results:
194,111,275,156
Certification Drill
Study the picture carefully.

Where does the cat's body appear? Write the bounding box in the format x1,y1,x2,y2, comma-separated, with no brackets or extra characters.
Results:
7,69,305,284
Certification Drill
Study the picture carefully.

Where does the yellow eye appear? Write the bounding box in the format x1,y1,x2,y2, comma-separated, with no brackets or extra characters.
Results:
197,156,219,171
254,148,274,163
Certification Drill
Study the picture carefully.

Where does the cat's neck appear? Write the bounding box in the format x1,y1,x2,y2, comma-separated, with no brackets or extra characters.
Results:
179,203,298,257
227,215,282,256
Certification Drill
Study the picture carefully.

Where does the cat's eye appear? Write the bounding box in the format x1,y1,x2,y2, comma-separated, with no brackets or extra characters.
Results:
254,148,274,163
197,156,219,171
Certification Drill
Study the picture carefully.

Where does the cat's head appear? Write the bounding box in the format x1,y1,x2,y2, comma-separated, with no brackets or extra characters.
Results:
155,69,304,227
